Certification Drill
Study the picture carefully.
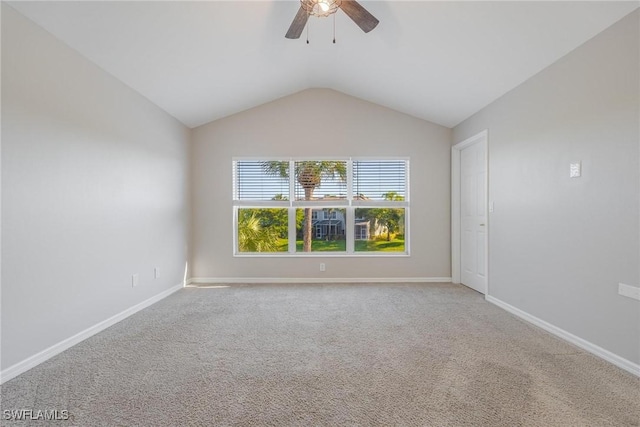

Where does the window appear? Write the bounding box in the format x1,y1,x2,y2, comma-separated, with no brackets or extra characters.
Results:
233,158,409,255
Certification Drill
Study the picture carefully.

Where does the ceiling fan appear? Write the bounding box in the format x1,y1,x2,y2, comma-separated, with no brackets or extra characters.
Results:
285,0,379,39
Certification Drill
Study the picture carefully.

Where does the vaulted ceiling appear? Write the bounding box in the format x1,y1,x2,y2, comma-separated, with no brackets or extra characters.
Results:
7,1,638,129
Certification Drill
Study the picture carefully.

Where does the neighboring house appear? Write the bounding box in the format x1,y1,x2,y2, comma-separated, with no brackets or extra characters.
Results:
311,209,345,240
309,195,387,241
311,208,382,241
354,219,370,241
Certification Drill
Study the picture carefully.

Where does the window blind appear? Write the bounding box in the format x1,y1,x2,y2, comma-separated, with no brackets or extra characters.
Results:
352,160,407,201
233,160,289,201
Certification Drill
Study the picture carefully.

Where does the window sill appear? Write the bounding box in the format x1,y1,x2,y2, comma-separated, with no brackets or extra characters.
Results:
233,252,410,258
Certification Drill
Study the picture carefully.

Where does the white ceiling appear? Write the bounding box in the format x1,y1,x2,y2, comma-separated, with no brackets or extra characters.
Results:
8,1,639,129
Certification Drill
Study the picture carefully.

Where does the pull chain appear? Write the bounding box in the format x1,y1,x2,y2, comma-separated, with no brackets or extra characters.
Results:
333,13,336,44
306,19,310,44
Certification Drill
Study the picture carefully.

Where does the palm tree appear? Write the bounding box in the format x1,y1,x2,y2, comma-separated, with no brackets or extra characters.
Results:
237,210,279,252
262,161,346,252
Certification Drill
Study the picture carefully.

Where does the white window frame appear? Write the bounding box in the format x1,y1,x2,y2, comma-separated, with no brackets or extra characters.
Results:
233,157,410,257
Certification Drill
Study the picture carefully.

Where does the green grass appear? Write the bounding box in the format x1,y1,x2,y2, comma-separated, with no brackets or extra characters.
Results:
296,239,347,252
265,238,406,253
355,238,405,252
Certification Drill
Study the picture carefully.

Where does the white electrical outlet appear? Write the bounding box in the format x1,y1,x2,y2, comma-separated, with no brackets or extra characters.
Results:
154,268,160,279
320,263,326,272
618,283,640,301
132,274,139,287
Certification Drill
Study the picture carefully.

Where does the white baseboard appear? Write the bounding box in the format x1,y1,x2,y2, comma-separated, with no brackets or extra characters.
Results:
486,295,640,377
188,277,452,285
0,283,183,385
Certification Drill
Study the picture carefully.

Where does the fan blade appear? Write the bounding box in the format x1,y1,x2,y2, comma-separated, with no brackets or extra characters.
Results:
285,6,309,39
339,0,379,33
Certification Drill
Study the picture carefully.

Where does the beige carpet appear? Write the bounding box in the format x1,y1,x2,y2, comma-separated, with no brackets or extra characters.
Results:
1,283,639,426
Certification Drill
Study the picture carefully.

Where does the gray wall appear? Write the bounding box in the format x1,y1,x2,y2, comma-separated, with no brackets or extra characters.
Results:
1,5,191,370
453,11,639,364
191,89,452,280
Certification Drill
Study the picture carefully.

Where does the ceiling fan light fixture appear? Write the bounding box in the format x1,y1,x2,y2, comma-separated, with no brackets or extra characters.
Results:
285,0,378,40
301,0,341,18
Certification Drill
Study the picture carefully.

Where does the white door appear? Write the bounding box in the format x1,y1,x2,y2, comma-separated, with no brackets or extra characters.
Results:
460,139,487,294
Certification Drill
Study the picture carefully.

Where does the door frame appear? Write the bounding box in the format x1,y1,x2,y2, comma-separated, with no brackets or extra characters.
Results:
451,129,489,294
